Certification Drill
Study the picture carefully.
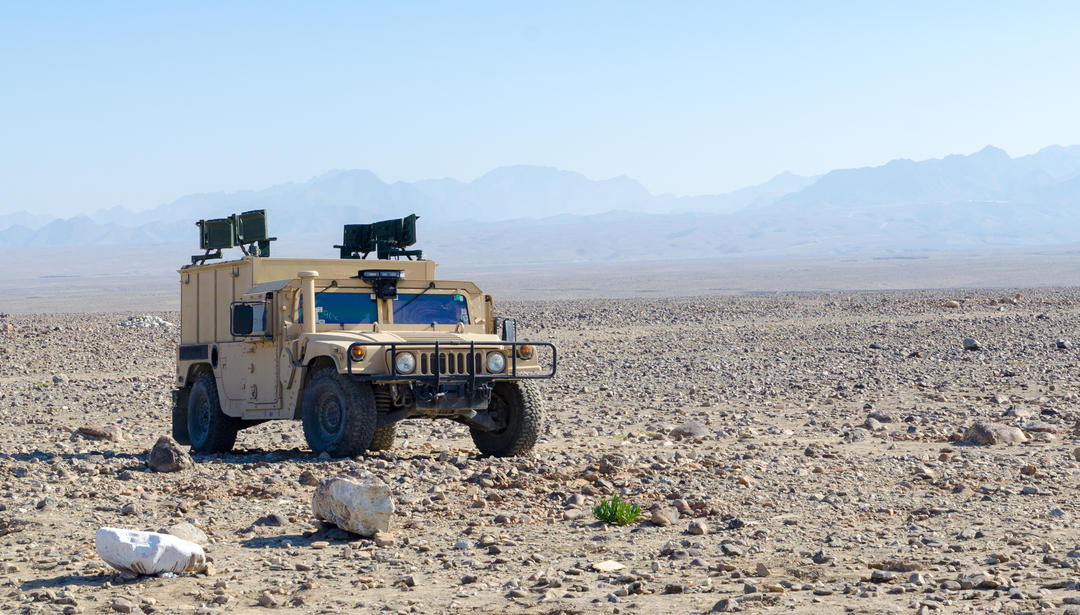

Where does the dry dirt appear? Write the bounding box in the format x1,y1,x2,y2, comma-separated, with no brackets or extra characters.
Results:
1,290,1079,614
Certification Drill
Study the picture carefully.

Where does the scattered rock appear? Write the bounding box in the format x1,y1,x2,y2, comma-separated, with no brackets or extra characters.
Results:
669,421,709,440
592,560,625,573
147,436,194,472
76,424,122,442
311,472,394,537
687,520,708,535
164,522,209,546
961,421,1027,445
962,338,982,351
651,507,679,526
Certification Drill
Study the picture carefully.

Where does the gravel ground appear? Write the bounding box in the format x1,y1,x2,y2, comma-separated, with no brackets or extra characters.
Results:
1,289,1079,614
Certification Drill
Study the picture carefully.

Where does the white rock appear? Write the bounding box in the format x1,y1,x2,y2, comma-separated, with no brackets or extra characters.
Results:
311,472,394,537
95,527,206,575
592,560,625,572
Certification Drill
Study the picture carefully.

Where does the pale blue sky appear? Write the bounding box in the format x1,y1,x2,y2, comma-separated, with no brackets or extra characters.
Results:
3,1,1080,215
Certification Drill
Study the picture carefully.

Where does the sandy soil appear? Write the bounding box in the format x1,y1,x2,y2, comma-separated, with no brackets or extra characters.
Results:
1,290,1079,614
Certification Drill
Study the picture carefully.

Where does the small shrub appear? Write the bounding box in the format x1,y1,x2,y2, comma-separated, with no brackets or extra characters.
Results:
592,495,641,526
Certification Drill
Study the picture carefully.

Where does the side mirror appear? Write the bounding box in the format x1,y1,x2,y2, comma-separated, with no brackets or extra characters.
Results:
232,304,254,336
501,318,516,342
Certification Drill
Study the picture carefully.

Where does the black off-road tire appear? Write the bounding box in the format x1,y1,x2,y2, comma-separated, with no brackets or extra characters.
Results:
301,368,377,457
470,381,543,457
172,387,191,445
187,372,239,454
368,424,396,452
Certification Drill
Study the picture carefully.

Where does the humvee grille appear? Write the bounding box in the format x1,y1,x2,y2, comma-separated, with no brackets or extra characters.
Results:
419,351,483,375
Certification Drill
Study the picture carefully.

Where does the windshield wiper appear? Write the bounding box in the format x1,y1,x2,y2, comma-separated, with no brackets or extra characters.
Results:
393,281,435,315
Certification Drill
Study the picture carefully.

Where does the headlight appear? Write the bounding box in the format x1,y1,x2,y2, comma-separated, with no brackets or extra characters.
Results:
486,352,506,373
395,352,416,374
349,345,366,362
516,344,535,360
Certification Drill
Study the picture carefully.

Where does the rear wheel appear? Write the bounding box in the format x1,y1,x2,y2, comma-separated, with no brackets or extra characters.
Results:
187,372,238,454
301,367,376,457
470,381,543,457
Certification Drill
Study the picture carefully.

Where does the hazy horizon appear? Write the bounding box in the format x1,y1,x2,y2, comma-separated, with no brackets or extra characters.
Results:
5,2,1080,216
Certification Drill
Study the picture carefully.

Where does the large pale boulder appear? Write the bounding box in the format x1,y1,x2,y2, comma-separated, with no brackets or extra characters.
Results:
311,472,394,537
95,527,206,575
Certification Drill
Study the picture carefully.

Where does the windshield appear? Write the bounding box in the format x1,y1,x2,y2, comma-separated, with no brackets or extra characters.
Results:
302,292,378,324
393,293,469,324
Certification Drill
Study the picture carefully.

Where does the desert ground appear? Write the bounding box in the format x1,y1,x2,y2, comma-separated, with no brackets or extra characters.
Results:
1,289,1079,614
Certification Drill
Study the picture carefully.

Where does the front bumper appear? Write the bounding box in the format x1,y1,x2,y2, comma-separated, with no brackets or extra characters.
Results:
345,340,556,412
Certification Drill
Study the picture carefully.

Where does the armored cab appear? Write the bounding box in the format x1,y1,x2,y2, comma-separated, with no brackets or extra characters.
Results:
173,211,555,458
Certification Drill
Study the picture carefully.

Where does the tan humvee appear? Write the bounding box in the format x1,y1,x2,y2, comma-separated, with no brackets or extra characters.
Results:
172,221,555,458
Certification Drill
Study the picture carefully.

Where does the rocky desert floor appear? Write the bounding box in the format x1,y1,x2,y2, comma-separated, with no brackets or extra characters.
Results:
1,290,1079,614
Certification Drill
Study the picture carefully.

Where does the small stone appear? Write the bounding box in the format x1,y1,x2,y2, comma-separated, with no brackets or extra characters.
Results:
962,338,981,351
669,422,709,440
592,560,625,573
298,470,318,486
961,421,1027,445
165,522,209,546
373,531,394,547
563,508,583,521
721,543,744,556
754,563,770,577
687,520,708,535
870,570,898,583
944,300,960,308
257,592,278,607
147,436,194,473
76,424,123,442
111,598,136,613
812,549,833,564
651,507,679,526
1057,339,1072,349
711,598,735,612
253,513,288,527
120,503,137,515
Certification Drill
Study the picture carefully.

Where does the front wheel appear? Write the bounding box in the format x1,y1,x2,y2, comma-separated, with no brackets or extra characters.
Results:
187,372,238,454
470,381,544,457
368,424,396,452
301,368,376,457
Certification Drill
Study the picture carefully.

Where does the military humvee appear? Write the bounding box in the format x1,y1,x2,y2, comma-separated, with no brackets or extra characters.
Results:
171,211,555,458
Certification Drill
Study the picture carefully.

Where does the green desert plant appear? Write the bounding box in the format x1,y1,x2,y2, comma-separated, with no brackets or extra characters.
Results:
592,495,642,525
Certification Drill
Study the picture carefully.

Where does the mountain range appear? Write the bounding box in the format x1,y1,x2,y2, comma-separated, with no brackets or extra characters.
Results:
4,144,1080,264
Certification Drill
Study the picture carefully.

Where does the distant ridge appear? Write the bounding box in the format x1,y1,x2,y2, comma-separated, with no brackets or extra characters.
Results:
4,145,1080,262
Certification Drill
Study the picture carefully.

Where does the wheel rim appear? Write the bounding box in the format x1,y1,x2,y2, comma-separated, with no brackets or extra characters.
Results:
317,390,346,439
486,391,510,434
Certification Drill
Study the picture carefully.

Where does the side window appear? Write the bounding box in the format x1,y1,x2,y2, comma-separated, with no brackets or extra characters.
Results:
232,301,269,337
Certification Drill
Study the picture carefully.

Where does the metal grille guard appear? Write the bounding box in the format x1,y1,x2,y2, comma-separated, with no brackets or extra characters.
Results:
345,341,557,389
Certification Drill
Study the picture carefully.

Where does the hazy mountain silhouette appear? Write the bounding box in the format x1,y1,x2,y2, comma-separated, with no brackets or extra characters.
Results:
5,146,1080,262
